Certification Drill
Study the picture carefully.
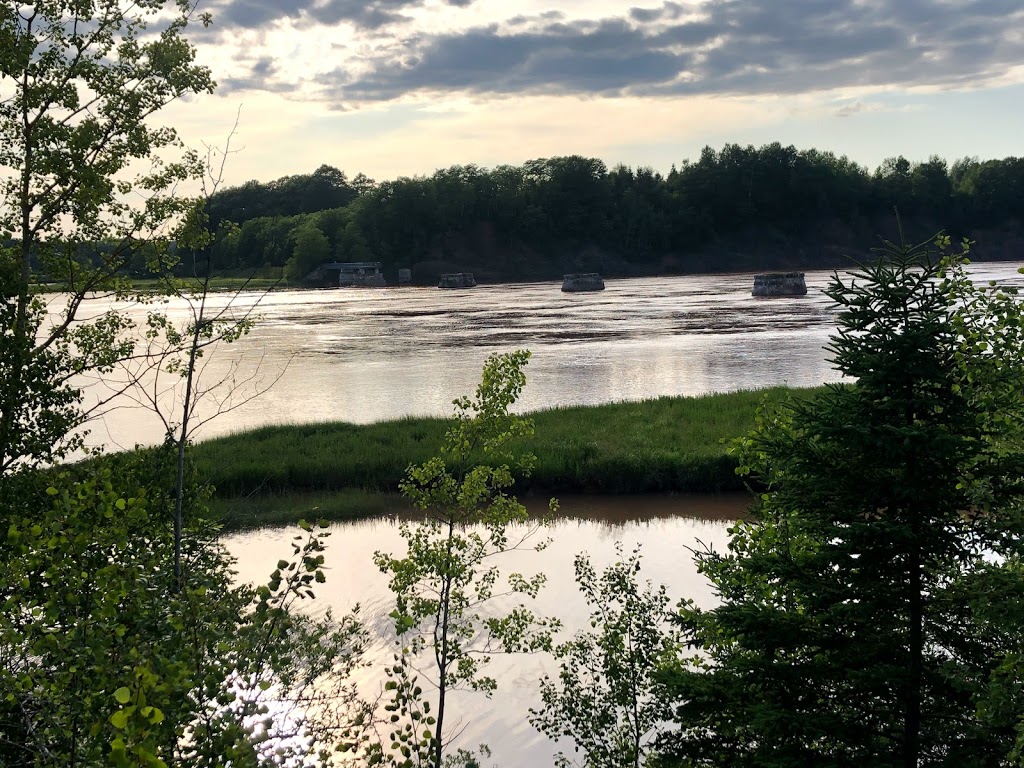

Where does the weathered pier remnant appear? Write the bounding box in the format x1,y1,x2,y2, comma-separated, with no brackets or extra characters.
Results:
561,273,605,292
438,272,476,288
752,271,807,297
321,261,386,287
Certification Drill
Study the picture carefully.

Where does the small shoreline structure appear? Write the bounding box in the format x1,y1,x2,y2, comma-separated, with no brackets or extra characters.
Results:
321,261,387,287
561,273,605,292
752,271,807,297
438,272,477,288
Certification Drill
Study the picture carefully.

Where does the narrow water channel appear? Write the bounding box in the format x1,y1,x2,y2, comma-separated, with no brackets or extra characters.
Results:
224,493,750,766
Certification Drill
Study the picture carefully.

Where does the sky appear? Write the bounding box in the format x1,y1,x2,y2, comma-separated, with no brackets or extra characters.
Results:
164,0,1024,186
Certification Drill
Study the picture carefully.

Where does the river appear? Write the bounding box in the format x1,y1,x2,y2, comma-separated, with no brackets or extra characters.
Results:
224,494,747,766
62,261,1024,765
73,268,849,452
64,263,1024,452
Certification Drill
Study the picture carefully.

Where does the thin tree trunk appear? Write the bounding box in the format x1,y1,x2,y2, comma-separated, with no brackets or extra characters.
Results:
904,537,922,768
0,28,36,473
173,253,212,590
901,293,922,768
433,519,455,768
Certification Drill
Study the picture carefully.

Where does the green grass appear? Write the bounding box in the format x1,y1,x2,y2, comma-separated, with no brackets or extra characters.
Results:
208,489,407,531
31,276,287,294
127,276,286,293
194,387,821,518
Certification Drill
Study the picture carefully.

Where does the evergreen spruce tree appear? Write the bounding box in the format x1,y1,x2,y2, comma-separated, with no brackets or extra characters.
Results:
655,236,1024,767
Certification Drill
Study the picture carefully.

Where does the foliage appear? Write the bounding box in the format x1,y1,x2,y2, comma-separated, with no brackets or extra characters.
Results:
0,452,367,766
284,221,332,283
654,236,1024,767
205,165,359,232
441,745,492,768
531,545,679,768
0,6,368,767
0,0,214,470
363,350,558,768
200,145,1024,282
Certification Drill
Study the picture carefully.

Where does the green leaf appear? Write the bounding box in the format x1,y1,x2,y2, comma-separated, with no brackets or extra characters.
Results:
113,687,131,705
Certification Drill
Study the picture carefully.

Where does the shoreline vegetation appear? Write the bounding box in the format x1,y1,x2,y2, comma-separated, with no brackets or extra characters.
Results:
189,386,820,530
27,145,1024,293
198,147,1024,289
31,275,285,294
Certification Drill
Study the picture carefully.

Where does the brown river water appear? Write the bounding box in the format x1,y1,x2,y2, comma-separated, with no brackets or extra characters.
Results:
55,262,1024,765
63,263,1024,451
224,494,749,767
72,268,848,452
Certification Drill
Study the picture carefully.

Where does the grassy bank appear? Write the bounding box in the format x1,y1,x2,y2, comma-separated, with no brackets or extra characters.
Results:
194,386,820,527
208,489,406,530
128,276,285,293
32,275,286,294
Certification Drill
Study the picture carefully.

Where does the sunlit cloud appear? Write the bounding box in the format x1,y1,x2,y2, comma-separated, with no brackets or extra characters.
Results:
162,0,1024,183
197,0,1024,105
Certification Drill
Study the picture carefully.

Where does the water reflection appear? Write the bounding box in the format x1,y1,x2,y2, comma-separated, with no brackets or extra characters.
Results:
62,262,1024,453
225,494,747,767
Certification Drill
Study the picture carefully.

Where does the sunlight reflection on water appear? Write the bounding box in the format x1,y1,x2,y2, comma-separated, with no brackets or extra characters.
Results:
65,261,1024,452
225,494,748,767
70,269,852,451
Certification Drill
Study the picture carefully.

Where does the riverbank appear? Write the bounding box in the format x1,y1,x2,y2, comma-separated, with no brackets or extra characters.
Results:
32,274,285,294
130,275,285,292
195,386,821,530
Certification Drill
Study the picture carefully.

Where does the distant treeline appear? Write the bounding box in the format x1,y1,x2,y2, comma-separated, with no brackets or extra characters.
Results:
199,143,1024,284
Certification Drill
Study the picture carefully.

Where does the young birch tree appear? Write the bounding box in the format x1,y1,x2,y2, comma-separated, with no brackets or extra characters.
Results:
0,0,214,473
531,545,680,768
363,350,558,768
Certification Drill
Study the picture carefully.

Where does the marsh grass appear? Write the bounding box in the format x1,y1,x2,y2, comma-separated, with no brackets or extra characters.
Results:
208,489,407,530
128,276,284,292
195,387,819,516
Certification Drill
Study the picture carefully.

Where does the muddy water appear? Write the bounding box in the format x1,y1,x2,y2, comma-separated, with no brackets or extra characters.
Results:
58,262,1024,453
225,494,749,767
70,269,846,452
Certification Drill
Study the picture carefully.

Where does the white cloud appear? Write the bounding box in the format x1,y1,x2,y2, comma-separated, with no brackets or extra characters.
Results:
159,0,1024,183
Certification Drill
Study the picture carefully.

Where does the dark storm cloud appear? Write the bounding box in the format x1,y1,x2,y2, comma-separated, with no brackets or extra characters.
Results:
218,56,294,94
322,17,691,101
312,0,1024,103
207,0,476,32
629,2,684,23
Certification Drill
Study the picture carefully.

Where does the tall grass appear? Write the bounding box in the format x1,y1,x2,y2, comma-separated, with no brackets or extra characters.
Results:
194,387,819,504
129,276,284,292
207,489,406,530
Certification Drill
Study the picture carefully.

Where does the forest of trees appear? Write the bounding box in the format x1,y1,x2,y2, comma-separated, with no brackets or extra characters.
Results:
195,148,1024,284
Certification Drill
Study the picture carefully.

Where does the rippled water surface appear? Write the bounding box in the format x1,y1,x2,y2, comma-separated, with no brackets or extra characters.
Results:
64,262,1024,764
225,495,747,768
72,262,1024,450
72,269,846,450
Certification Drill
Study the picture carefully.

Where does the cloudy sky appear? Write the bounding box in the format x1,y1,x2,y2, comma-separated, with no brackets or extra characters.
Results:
166,0,1024,185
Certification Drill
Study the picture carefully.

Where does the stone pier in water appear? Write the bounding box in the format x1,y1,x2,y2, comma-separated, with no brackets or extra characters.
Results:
752,272,807,297
561,273,605,292
438,272,476,288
